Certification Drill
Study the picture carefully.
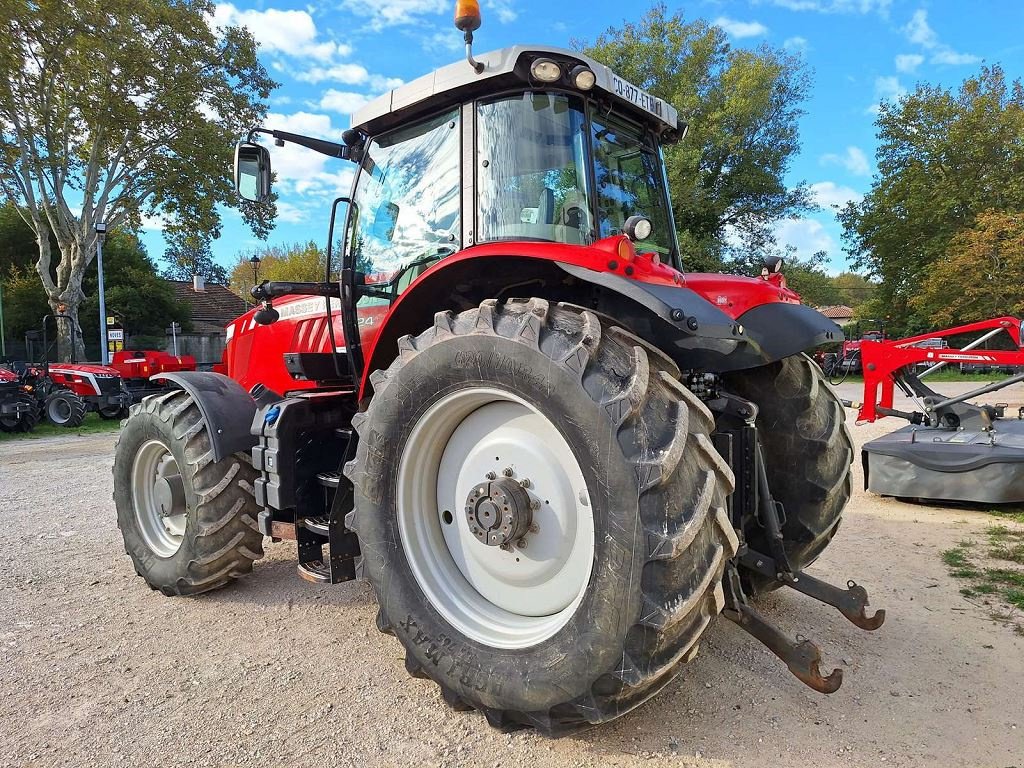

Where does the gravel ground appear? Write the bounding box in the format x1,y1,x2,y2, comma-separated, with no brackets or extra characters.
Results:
1,381,1022,768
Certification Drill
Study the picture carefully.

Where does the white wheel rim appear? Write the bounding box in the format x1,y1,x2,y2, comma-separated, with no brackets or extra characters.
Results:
131,440,187,557
398,387,595,650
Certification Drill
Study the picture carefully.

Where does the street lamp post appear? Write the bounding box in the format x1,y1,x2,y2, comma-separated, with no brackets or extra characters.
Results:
96,222,108,365
249,254,262,300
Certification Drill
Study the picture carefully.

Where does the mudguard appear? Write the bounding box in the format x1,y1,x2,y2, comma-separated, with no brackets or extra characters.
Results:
151,372,257,463
557,263,843,372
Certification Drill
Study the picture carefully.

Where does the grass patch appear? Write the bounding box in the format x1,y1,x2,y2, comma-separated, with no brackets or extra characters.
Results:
989,508,1024,526
941,517,1024,627
0,413,122,442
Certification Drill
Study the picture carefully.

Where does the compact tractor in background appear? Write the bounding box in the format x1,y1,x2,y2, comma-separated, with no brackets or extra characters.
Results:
9,314,132,427
113,3,884,735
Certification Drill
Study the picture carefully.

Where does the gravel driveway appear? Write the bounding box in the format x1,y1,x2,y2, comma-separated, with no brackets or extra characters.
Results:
1,383,1022,768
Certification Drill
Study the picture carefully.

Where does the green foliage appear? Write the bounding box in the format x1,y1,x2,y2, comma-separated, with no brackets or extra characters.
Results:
840,65,1024,333
0,201,42,274
1,263,49,351
227,241,327,301
0,0,277,359
941,524,1024,622
578,5,814,271
79,231,189,346
912,211,1024,326
831,272,876,308
161,235,229,285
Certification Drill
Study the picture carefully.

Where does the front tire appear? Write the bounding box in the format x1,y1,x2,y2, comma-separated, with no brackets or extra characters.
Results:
99,404,129,420
113,389,264,595
346,299,738,735
722,354,853,591
44,389,87,427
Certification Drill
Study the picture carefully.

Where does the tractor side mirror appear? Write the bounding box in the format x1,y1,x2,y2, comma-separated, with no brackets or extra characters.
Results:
234,142,272,202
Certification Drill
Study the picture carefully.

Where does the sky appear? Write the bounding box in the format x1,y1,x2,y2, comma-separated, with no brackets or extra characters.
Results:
140,0,1024,277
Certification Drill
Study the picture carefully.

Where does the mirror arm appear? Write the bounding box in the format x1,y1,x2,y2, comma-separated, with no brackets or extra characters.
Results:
247,128,355,161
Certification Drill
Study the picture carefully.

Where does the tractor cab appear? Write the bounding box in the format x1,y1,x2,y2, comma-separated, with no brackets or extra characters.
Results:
234,43,690,379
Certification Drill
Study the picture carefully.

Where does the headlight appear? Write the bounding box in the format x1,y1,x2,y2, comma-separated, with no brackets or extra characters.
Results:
570,65,595,90
624,215,653,242
530,58,561,83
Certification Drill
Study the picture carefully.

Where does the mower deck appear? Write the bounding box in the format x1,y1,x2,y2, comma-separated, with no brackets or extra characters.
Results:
863,415,1024,503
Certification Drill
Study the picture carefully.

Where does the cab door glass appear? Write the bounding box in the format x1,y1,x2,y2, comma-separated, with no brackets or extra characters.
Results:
591,115,673,256
477,93,592,245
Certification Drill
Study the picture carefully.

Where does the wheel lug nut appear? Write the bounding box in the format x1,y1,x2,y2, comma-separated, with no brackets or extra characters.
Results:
519,478,531,488
502,467,514,477
530,500,540,510
485,471,496,480
517,539,528,549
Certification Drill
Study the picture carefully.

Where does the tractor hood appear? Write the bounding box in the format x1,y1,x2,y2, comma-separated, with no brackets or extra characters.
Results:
48,363,121,377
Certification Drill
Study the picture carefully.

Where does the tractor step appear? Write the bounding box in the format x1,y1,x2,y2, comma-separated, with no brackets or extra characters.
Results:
316,471,341,488
297,559,333,584
303,516,330,536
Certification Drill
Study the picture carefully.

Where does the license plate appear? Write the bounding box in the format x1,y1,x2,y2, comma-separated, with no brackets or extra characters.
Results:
610,75,663,119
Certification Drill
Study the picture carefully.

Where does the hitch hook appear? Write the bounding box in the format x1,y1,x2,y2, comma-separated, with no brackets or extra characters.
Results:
786,573,886,631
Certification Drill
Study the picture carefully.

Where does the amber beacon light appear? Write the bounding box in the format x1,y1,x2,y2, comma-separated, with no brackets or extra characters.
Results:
454,0,485,72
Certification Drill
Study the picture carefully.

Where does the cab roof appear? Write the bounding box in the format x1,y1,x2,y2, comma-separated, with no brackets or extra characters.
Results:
351,44,681,139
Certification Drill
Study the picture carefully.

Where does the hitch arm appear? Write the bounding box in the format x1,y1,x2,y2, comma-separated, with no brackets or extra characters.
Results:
740,550,886,631
723,600,843,694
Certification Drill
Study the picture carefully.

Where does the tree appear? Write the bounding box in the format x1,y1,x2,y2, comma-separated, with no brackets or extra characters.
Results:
162,235,229,285
839,66,1024,333
0,0,277,360
831,272,876,309
580,6,814,272
912,211,1024,326
228,241,327,302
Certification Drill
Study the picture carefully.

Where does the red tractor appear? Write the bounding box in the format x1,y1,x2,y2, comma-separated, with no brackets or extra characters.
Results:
109,349,197,403
0,366,38,433
113,8,881,735
11,313,133,427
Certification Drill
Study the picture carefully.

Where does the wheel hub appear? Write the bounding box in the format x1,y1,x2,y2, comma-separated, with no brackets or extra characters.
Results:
465,478,533,547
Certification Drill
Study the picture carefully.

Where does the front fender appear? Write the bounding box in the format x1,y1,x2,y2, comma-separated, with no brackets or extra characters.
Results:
736,301,844,363
150,372,257,463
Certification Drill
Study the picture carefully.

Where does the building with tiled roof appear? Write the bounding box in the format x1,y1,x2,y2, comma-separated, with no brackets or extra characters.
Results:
162,276,248,363
817,305,855,326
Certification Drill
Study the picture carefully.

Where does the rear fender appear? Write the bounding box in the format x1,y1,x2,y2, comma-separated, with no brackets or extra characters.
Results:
359,252,843,396
151,372,257,463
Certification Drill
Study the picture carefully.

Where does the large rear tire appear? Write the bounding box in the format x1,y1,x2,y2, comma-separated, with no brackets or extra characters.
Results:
345,298,738,735
722,354,853,591
113,389,264,595
43,389,87,428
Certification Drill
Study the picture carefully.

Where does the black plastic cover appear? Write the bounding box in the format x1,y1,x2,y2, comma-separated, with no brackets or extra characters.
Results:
151,372,257,463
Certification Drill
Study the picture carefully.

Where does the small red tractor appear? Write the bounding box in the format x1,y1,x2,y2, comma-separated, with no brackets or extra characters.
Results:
113,5,882,735
11,313,132,427
845,317,1024,504
0,366,38,433
109,349,197,403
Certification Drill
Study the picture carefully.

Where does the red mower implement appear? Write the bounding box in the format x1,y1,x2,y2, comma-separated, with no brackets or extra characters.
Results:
847,316,1024,503
112,6,882,735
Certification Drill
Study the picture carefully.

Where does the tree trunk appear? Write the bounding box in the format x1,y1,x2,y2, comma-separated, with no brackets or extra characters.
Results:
49,297,85,363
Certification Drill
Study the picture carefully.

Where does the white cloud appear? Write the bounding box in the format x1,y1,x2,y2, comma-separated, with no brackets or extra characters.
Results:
783,36,809,53
810,181,862,209
759,0,890,14
423,30,466,54
931,49,980,66
486,0,517,23
903,9,937,48
713,17,769,39
901,9,978,67
820,146,870,176
275,202,309,224
340,0,447,29
318,89,373,115
212,4,349,62
894,53,924,73
295,62,371,86
773,218,837,261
